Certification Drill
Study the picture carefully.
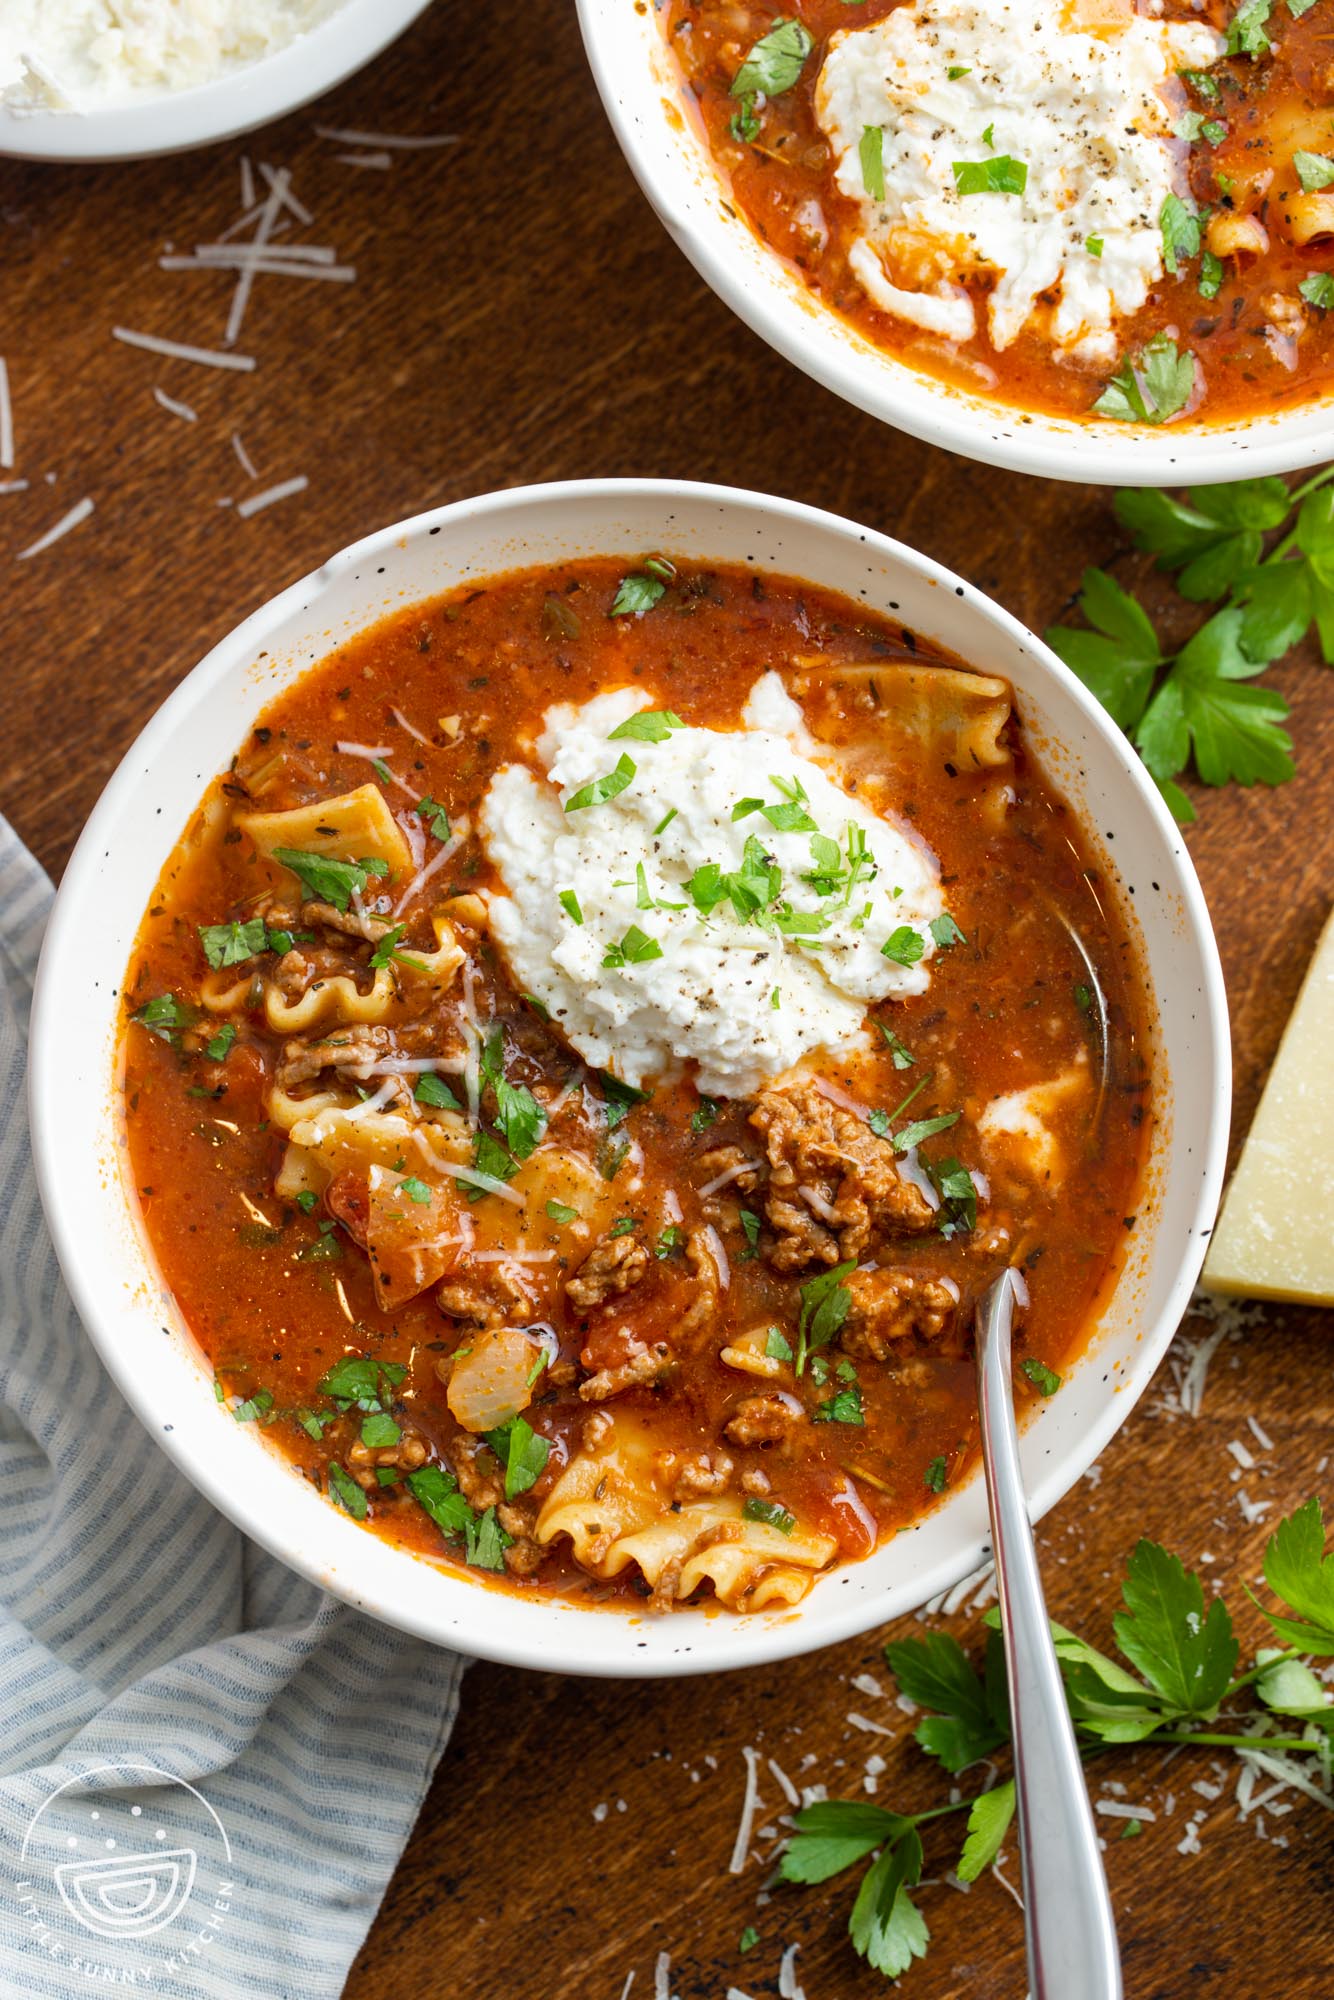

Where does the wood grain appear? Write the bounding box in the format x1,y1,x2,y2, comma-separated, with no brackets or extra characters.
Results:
1,5,1330,1996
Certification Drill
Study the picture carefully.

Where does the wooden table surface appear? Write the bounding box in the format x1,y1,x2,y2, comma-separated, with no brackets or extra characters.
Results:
2,6,1331,1996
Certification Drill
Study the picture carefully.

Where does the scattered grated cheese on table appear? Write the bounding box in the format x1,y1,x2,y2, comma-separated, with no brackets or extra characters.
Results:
0,356,13,469
729,1747,762,1874
313,125,460,149
654,1951,672,2000
16,496,93,561
236,474,307,519
153,386,197,422
778,1943,806,2000
113,326,256,372
336,150,393,169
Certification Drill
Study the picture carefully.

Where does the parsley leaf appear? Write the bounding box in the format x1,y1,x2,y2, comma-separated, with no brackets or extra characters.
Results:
484,1415,550,1500
1159,193,1201,277
564,755,636,812
860,124,886,201
780,1801,912,1884
881,924,925,966
546,1199,579,1224
849,1829,929,1980
1094,334,1195,426
951,156,1028,195
1020,1356,1062,1395
1225,0,1272,55
928,913,966,949
887,1632,1010,1771
730,17,814,98
1254,1497,1334,1654
493,1077,547,1160
1114,478,1290,603
602,924,664,968
893,1111,959,1153
271,848,389,911
815,1384,865,1425
928,1156,976,1237
204,1023,237,1062
415,1072,460,1110
1045,567,1165,730
1294,151,1334,192
198,916,269,969
1300,273,1334,312
610,573,666,618
956,1780,1017,1882
407,1463,475,1539
1140,608,1294,789
743,1495,796,1534
328,1462,368,1519
1113,1538,1238,1712
876,1021,915,1068
608,709,684,743
798,1260,857,1370
924,1454,948,1493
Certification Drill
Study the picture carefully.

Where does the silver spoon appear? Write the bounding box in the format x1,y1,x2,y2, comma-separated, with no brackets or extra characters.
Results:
975,1269,1123,2000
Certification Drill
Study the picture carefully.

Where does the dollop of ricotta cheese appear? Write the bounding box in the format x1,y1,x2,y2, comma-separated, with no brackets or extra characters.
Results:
481,678,946,1096
815,0,1222,361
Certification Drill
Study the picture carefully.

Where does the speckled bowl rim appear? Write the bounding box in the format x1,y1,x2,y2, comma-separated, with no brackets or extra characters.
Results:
575,0,1333,487
28,477,1230,1676
0,0,433,163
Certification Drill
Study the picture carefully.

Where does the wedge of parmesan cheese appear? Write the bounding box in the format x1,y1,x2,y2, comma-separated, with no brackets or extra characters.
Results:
1203,907,1334,1303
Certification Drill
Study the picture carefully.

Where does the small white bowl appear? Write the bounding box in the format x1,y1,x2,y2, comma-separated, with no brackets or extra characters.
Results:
575,0,1332,487
0,0,433,163
29,478,1229,1676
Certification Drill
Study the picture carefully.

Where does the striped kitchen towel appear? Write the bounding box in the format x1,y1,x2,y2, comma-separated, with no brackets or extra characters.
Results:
0,817,464,2000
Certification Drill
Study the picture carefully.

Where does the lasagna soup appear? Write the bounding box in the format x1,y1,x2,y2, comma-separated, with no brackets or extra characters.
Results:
660,0,1334,424
120,558,1152,1613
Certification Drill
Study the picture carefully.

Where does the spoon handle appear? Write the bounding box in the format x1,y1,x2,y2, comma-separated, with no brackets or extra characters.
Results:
976,1270,1122,2000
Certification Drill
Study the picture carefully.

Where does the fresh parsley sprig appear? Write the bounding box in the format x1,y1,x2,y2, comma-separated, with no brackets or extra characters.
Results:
780,1499,1334,1983
1047,466,1334,820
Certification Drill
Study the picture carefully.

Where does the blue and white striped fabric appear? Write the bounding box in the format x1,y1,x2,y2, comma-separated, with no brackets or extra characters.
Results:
0,818,465,1998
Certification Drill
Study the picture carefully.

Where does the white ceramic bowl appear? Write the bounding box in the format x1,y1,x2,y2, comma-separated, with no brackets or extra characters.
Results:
0,0,433,163
29,478,1229,1676
576,0,1331,487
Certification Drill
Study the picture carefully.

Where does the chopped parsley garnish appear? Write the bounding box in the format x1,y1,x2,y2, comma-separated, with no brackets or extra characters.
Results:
730,96,760,144
360,1410,401,1448
464,1506,513,1571
946,62,970,77
198,917,269,969
815,1385,865,1426
797,1261,857,1375
860,124,885,202
653,807,678,836
600,1071,651,1127
368,922,408,969
1294,150,1334,193
739,1926,761,1953
1074,982,1094,1015
765,1326,794,1363
295,1189,318,1214
400,1175,432,1205
1180,65,1219,97
328,1462,368,1519
730,16,813,99
484,1415,550,1500
558,888,584,924
1086,235,1104,259
608,709,684,743
297,1408,328,1440
602,924,664,968
493,1077,547,1161
1093,334,1195,426
415,1072,461,1110
546,1199,579,1224
691,1096,719,1132
371,757,393,788
317,1356,407,1413
893,1111,960,1154
928,913,966,949
951,155,1028,196
1020,1357,1063,1396
924,1454,948,1493
204,1023,237,1062
881,925,925,966
1198,250,1224,301
417,795,451,841
598,1132,631,1181
738,1209,761,1258
1224,0,1272,57
610,573,667,618
295,1223,343,1261
231,1387,274,1423
868,1108,891,1139
609,1216,637,1237
1202,119,1226,146
1159,193,1201,277
1300,273,1334,311
876,1022,914,1068
655,1224,684,1257
928,1157,977,1238
564,754,636,812
470,1128,521,1192
270,848,389,912
407,1463,474,1538
744,1496,797,1534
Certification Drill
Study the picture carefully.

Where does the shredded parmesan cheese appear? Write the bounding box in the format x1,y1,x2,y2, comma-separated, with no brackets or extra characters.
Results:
0,356,13,469
113,326,256,372
777,1943,806,2000
313,125,460,150
152,386,197,422
729,1746,761,1874
236,475,307,519
15,495,93,561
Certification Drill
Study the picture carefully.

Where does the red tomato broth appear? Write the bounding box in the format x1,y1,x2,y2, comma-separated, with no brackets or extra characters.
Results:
119,556,1154,1611
659,0,1334,424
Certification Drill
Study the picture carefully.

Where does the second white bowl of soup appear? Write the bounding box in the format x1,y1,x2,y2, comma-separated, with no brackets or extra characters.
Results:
29,479,1229,1675
577,0,1334,484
